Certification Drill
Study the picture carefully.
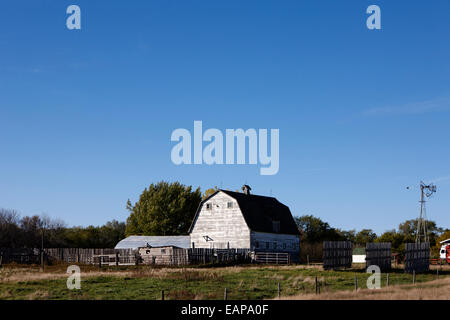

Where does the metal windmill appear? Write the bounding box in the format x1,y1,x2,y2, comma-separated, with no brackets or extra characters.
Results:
415,181,437,243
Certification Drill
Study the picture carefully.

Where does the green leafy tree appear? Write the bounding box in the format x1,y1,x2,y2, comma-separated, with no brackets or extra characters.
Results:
294,215,345,243
398,219,443,247
336,229,356,243
125,181,201,236
375,230,406,252
354,229,377,245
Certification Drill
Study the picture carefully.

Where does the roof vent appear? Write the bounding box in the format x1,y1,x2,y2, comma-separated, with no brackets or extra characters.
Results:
242,185,251,195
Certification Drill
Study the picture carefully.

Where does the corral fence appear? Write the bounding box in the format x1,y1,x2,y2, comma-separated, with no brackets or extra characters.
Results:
365,242,391,271
0,248,136,266
139,249,293,266
0,248,41,264
189,248,252,265
0,247,254,266
139,248,252,266
323,241,352,270
405,242,430,273
253,252,290,265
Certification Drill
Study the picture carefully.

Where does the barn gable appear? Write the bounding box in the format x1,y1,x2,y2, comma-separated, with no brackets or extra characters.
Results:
189,190,252,249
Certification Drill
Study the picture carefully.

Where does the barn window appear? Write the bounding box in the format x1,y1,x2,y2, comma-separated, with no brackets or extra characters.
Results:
161,249,166,254
206,203,212,210
227,202,233,208
272,221,280,233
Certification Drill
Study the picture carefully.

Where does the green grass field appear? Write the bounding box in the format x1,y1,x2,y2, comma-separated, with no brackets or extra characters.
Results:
0,264,448,300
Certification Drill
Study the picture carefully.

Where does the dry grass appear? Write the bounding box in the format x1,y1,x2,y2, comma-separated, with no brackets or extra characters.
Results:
1,263,449,300
278,276,450,300
0,265,227,283
0,263,321,284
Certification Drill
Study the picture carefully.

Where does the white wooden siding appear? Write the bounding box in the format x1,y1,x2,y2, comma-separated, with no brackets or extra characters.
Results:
190,191,251,249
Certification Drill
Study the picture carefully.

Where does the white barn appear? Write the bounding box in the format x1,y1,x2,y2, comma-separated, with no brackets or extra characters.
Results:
189,185,300,260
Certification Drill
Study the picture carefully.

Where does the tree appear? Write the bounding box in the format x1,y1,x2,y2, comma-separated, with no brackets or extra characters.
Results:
294,215,344,243
398,219,443,247
125,181,201,236
0,208,21,247
354,229,377,245
336,229,356,243
375,230,406,252
20,215,45,248
202,186,218,200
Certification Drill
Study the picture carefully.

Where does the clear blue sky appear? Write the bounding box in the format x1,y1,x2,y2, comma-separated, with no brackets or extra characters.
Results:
1,1,449,235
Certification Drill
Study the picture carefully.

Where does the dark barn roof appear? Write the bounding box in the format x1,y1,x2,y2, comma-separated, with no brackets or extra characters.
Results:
189,189,300,236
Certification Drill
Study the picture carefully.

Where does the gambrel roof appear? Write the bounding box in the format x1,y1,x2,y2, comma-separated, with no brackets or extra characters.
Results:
189,189,300,236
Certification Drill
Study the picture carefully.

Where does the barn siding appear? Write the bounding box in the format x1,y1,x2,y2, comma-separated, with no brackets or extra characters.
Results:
190,191,251,249
250,231,300,255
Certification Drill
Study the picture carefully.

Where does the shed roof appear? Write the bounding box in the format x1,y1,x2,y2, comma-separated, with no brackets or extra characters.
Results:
440,238,450,244
114,235,191,250
189,189,300,236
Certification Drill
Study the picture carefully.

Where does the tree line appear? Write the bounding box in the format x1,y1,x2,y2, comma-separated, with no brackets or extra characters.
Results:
1,181,449,256
295,214,449,257
0,208,125,248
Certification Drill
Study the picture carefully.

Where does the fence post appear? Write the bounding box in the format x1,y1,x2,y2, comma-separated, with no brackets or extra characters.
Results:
386,273,389,287
307,255,309,266
224,288,228,300
40,251,44,272
315,276,318,294
116,252,119,267
278,282,280,298
161,290,164,300
99,257,102,269
354,276,358,291
412,270,416,284
436,269,439,280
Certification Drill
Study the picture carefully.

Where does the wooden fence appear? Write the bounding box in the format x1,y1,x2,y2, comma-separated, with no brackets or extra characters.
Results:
139,248,252,265
0,248,41,264
405,242,430,273
188,248,251,265
365,242,391,271
254,252,290,265
323,241,352,270
0,247,252,266
0,248,136,265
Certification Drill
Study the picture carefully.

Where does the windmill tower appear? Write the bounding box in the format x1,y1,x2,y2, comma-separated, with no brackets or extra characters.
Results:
415,181,437,243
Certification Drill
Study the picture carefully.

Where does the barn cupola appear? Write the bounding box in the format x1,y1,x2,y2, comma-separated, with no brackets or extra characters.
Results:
242,185,251,195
